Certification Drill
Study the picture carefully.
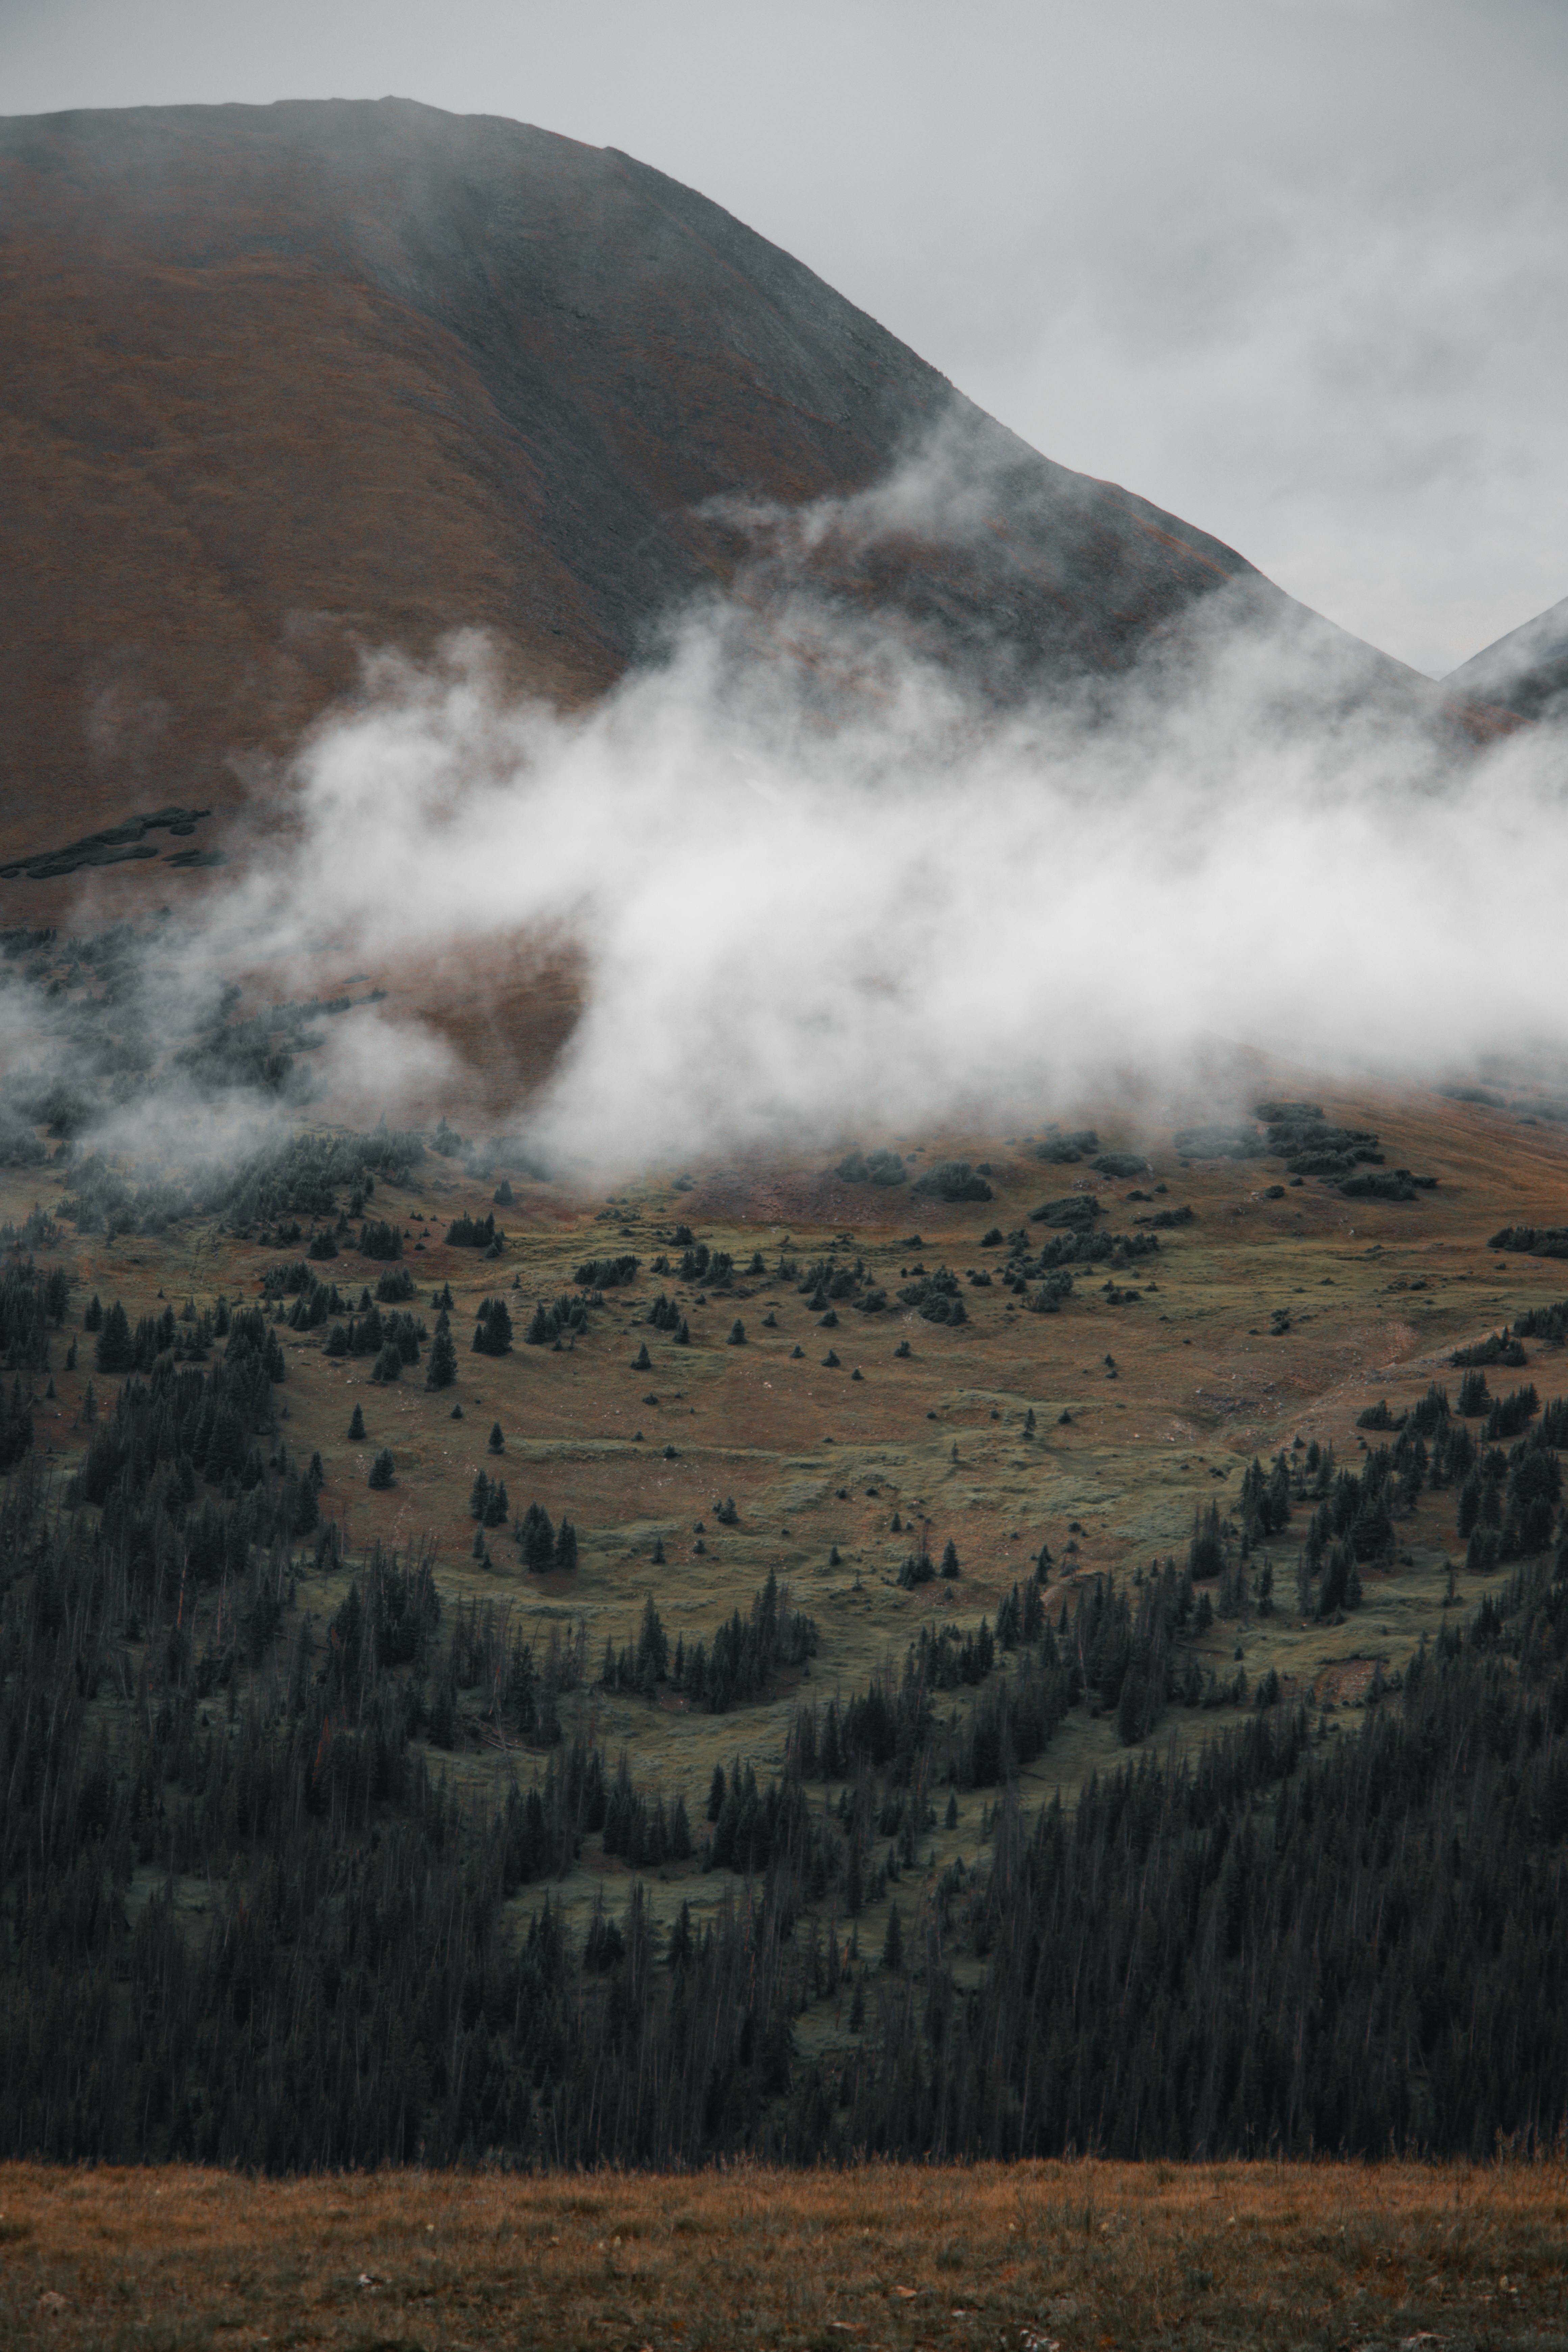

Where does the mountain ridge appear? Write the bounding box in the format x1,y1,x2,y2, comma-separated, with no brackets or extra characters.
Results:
1445,592,1568,720
0,96,1507,887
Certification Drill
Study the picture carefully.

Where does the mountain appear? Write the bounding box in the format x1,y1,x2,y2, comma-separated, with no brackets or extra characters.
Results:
1445,594,1568,721
0,97,1501,883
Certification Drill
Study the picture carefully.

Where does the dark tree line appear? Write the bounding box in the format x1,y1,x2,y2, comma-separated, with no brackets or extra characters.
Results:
7,1238,1568,2168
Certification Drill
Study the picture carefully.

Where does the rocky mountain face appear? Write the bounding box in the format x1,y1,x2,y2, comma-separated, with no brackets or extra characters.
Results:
0,97,1500,879
1445,595,1568,722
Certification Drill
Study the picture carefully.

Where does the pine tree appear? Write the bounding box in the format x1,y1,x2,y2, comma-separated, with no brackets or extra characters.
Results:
729,1319,746,1345
425,1323,457,1390
468,1297,513,1356
940,1538,961,1579
488,1420,505,1454
347,1402,367,1440
633,1341,652,1370
95,1300,133,1374
554,1518,578,1573
469,1469,491,1520
367,1447,395,1490
882,1903,904,1973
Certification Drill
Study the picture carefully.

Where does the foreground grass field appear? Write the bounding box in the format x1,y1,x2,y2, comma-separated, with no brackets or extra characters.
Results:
1,2158,1564,2350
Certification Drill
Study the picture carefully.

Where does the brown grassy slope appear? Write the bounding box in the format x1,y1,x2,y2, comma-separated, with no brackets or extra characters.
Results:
2,2157,1565,2349
0,95,1494,899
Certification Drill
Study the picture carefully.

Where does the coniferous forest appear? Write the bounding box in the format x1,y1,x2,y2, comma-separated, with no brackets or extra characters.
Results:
3,1236,1568,2173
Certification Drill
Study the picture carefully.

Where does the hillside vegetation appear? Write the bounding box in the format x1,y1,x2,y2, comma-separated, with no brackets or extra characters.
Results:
6,955,1568,2166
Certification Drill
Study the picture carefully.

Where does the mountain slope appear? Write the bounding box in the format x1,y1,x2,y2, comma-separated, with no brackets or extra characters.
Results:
1445,594,1568,721
0,97,1491,878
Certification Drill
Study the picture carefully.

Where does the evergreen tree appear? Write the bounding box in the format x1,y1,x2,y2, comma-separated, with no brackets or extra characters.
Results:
881,1903,904,1973
554,1518,579,1573
367,1447,395,1489
95,1299,133,1373
473,1298,514,1356
488,1420,505,1454
425,1322,458,1390
347,1402,366,1440
519,1502,556,1573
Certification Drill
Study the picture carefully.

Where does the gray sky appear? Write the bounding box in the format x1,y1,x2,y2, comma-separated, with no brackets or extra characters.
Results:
4,0,1565,676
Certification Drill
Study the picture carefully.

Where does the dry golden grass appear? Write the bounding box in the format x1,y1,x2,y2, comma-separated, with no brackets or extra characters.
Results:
1,2158,1565,2349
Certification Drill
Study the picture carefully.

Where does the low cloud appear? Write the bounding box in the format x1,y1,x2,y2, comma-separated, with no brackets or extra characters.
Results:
6,441,1568,1186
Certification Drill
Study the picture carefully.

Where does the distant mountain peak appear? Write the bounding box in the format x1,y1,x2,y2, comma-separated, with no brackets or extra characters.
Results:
0,96,1506,879
1444,595,1568,721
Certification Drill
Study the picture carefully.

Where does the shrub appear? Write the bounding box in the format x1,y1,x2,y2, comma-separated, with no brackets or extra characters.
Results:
836,1148,906,1185
1489,1225,1568,1258
574,1254,639,1289
1453,1331,1527,1371
910,1160,993,1203
1030,1195,1101,1229
446,1211,497,1249
1172,1124,1263,1159
1341,1170,1436,1202
1036,1129,1098,1163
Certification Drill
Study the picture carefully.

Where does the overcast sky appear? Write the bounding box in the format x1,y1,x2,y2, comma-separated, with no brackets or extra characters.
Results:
4,0,1564,676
